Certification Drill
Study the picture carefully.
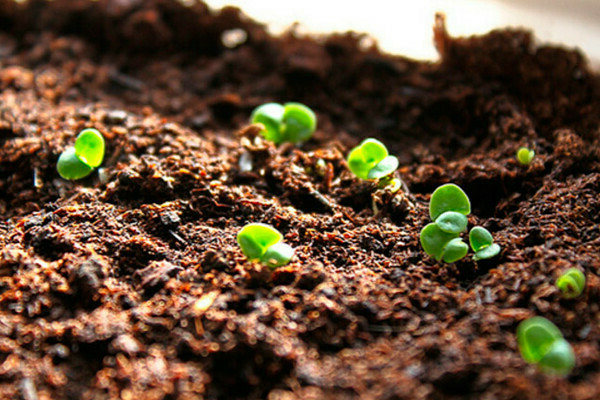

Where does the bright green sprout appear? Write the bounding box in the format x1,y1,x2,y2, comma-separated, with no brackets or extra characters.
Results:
57,128,105,180
347,138,399,180
517,316,575,376
251,102,316,144
469,226,501,260
556,268,586,299
517,147,535,165
237,223,294,268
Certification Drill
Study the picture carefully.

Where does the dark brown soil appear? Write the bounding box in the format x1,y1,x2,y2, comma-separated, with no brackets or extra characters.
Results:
1,1,599,399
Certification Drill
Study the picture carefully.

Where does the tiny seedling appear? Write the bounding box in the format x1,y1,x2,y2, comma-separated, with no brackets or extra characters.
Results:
517,316,575,376
556,268,585,299
420,223,468,263
237,223,294,268
517,147,535,165
469,226,501,260
251,102,316,144
347,138,399,180
57,128,105,180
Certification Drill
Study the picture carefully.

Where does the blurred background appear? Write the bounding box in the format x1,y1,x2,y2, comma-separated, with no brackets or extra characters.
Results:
205,0,600,66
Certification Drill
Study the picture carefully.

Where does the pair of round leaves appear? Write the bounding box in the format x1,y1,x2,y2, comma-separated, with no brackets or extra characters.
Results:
556,268,586,299
517,147,535,165
237,223,294,268
251,102,316,144
347,138,399,180
420,184,471,263
57,128,105,180
517,316,575,376
470,226,501,261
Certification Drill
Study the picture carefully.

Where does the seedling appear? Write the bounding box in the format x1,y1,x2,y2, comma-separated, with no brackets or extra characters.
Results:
237,223,294,268
420,223,468,263
517,316,575,376
251,102,316,144
469,226,501,260
57,128,105,180
517,147,535,165
347,138,399,180
556,268,585,299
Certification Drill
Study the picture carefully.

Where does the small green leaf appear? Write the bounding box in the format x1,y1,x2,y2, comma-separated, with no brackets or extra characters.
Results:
469,226,494,252
538,338,575,376
429,183,471,221
517,147,535,165
237,223,283,260
420,223,458,261
251,103,285,143
556,268,586,299
473,243,500,260
441,237,468,263
367,155,399,179
436,211,468,234
57,147,94,180
282,102,317,143
517,317,563,364
75,128,105,168
261,242,294,268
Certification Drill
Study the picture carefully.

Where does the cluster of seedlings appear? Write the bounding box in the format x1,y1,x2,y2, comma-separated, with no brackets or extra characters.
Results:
55,101,584,377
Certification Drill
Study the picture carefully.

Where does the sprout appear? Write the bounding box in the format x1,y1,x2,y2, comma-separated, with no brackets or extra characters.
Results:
517,316,575,376
57,128,105,180
469,226,501,260
237,223,294,268
347,138,399,180
250,102,316,144
556,268,585,299
517,147,535,165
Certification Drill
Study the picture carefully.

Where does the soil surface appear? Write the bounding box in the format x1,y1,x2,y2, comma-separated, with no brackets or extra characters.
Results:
1,1,599,399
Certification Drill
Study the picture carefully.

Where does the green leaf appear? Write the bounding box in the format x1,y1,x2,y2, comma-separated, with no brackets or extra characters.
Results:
251,103,285,143
261,242,294,268
420,223,458,261
517,317,563,364
517,147,535,165
469,226,494,252
436,211,468,234
367,155,399,179
538,338,575,376
556,268,586,299
429,183,471,221
282,102,317,143
57,147,94,180
75,128,105,168
473,243,500,260
441,237,468,263
237,223,283,260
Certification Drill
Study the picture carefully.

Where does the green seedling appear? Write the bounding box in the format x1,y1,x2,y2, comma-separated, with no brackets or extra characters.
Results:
57,128,105,180
469,226,501,260
347,138,399,180
419,223,468,263
556,268,585,299
517,316,575,376
237,223,294,268
517,147,535,165
251,102,316,144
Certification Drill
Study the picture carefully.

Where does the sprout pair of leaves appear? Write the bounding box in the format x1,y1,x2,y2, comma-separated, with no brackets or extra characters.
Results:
237,223,294,268
517,316,575,376
556,268,585,299
57,128,105,180
420,184,501,263
347,138,399,181
251,102,316,144
420,184,471,263
517,147,535,165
